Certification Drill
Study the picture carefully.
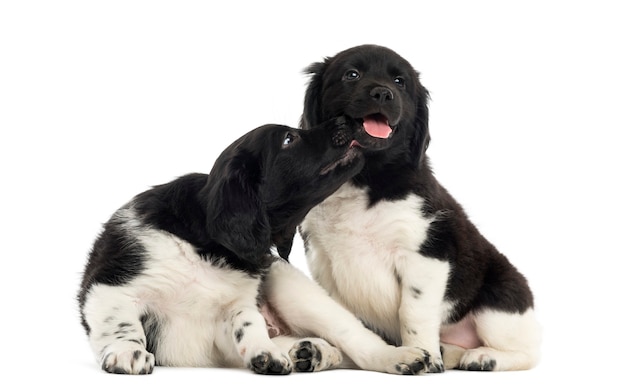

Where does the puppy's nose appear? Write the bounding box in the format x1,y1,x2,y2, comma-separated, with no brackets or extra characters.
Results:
370,86,394,104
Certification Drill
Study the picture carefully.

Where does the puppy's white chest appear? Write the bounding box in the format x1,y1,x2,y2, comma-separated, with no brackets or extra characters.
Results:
305,183,432,258
302,184,433,333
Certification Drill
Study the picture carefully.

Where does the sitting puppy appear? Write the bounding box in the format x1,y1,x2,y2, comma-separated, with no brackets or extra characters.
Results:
298,45,542,372
78,116,430,375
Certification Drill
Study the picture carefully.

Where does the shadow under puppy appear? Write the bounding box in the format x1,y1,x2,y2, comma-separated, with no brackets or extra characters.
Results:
78,116,430,375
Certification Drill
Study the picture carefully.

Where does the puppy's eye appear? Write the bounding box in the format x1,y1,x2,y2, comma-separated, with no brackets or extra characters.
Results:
282,132,296,147
394,76,406,88
343,69,360,81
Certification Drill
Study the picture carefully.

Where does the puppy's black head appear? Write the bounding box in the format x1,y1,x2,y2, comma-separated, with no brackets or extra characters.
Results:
301,44,431,169
203,116,365,264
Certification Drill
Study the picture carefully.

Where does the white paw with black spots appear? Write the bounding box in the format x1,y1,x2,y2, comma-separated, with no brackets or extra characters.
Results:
248,351,292,375
388,346,436,375
101,344,155,375
426,353,445,373
289,338,342,372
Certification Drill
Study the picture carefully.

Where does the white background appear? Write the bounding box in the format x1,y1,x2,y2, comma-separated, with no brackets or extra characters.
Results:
1,1,624,389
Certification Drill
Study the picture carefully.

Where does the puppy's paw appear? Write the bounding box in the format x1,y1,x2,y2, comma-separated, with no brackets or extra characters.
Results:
459,349,496,371
330,115,362,146
248,351,292,375
101,344,155,375
425,354,445,373
361,345,430,375
390,346,432,375
289,338,342,372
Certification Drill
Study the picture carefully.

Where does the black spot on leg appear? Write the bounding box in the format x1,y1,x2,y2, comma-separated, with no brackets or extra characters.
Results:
394,268,402,285
235,328,244,343
410,287,422,298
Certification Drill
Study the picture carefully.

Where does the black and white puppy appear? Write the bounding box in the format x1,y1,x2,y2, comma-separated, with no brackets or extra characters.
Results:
78,116,431,375
298,45,542,372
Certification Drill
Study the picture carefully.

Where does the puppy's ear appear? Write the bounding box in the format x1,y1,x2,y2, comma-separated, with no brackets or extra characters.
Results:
203,150,271,263
300,60,329,128
411,74,432,167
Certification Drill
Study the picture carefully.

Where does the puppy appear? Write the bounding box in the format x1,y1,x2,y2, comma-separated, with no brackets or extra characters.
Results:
78,116,430,375
298,45,542,372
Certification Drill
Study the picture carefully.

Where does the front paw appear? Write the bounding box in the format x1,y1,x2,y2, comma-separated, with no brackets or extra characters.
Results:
249,351,292,375
391,347,443,375
100,345,155,375
426,354,445,373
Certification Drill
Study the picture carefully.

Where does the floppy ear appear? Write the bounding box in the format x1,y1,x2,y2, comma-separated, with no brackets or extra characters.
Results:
203,150,271,263
300,60,329,128
411,73,432,167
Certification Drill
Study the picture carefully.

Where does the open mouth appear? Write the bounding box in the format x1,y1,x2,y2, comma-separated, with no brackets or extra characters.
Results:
362,113,394,139
320,146,361,176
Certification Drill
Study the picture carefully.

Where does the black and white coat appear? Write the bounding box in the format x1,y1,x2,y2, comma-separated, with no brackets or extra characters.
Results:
298,45,542,373
78,117,431,375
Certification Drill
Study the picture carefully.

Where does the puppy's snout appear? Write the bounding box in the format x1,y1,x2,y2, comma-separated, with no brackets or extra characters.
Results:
370,86,394,104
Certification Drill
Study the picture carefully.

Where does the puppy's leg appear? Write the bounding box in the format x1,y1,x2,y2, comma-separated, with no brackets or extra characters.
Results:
440,343,466,370
82,284,155,375
396,254,450,373
272,336,343,372
265,260,431,375
227,304,292,375
459,309,542,371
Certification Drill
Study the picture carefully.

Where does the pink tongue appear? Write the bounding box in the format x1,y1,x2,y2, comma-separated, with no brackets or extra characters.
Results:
363,117,392,138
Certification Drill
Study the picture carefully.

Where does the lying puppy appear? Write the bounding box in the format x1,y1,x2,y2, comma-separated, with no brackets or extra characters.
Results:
78,116,430,375
298,45,542,372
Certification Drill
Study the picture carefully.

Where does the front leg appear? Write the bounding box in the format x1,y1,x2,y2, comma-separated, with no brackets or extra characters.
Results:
264,260,431,375
228,306,292,375
397,254,450,373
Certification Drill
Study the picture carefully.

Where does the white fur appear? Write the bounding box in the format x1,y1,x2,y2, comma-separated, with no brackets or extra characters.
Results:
83,206,436,375
83,217,280,369
302,183,450,348
440,309,542,370
302,182,542,371
264,260,432,373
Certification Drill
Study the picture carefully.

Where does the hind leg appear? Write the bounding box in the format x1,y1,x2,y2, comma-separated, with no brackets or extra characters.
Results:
226,305,293,375
82,284,155,375
458,309,541,371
